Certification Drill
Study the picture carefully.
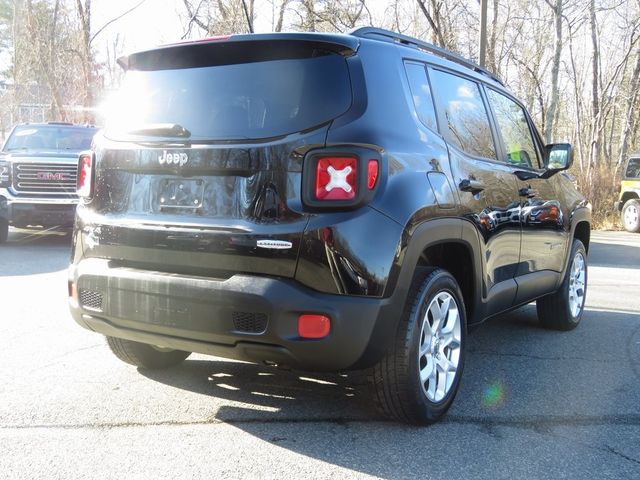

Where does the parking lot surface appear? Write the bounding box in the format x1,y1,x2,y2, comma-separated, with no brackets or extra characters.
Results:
0,229,639,479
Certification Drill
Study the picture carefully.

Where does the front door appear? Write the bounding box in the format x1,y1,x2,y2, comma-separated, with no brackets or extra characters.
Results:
484,88,568,302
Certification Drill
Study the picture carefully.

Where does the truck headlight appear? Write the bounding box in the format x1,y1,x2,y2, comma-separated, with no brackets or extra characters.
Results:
0,160,9,187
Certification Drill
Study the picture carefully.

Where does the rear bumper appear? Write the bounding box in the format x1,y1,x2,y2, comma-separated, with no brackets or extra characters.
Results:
69,258,392,371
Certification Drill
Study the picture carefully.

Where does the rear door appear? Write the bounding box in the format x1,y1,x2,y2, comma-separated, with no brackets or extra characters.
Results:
81,38,356,279
428,67,522,313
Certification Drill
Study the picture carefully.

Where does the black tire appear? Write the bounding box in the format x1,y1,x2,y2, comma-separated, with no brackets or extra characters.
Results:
621,199,640,233
106,336,190,369
368,267,467,425
0,218,8,244
537,239,587,331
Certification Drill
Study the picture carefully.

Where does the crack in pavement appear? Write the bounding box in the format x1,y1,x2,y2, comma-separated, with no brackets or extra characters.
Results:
467,350,626,363
2,413,639,430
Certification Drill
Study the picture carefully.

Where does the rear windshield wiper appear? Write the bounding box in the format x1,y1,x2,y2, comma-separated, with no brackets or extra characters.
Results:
127,123,191,138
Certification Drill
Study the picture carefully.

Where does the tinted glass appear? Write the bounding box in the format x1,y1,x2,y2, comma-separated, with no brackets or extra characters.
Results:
404,62,437,130
105,53,352,141
429,69,496,159
487,89,539,168
625,158,640,178
3,125,96,151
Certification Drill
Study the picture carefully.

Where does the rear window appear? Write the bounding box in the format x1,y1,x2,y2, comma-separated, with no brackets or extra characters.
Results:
3,125,96,151
105,52,352,141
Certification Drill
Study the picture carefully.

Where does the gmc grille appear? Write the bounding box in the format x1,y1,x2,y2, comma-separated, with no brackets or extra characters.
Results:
12,163,77,195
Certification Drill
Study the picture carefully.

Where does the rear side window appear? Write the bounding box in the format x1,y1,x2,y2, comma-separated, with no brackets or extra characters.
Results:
105,52,352,141
404,62,437,130
625,158,640,178
429,69,497,160
486,89,539,168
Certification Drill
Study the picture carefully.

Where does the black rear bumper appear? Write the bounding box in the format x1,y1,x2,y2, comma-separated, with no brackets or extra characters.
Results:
69,258,393,371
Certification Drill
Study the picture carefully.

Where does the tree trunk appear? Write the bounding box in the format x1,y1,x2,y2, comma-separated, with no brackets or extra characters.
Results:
275,0,289,32
587,0,600,173
543,0,563,143
76,0,93,123
617,49,640,169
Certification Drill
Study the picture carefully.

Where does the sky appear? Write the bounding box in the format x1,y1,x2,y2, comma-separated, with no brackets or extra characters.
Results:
91,0,290,57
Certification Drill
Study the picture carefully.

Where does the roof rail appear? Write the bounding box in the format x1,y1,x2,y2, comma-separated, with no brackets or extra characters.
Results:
350,27,504,86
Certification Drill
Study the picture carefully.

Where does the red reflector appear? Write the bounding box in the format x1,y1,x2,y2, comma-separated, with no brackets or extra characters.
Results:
77,153,93,198
367,160,378,189
298,314,331,339
315,157,357,200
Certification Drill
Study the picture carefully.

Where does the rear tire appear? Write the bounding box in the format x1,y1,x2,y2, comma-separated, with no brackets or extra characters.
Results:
369,267,466,425
106,336,190,369
0,219,8,244
622,199,640,233
537,239,587,331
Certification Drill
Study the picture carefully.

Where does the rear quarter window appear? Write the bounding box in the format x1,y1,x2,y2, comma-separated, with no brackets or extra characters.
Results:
404,61,437,131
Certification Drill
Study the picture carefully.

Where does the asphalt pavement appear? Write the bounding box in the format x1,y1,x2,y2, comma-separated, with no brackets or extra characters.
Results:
0,228,638,479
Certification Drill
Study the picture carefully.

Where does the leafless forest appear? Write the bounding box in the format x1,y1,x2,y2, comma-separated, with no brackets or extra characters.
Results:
2,0,639,226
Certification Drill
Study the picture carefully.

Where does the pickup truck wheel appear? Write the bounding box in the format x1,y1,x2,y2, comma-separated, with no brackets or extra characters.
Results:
622,199,640,233
106,336,190,369
537,239,587,331
0,219,8,244
369,267,466,425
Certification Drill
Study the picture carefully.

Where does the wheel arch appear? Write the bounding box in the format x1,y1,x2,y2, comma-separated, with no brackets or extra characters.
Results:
354,217,483,370
620,191,639,204
388,218,483,325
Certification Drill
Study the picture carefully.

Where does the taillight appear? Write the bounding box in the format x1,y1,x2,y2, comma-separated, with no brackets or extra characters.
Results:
77,151,93,198
302,148,382,209
315,157,357,200
367,160,379,189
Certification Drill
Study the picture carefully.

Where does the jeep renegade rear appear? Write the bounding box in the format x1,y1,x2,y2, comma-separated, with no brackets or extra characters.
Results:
69,28,591,424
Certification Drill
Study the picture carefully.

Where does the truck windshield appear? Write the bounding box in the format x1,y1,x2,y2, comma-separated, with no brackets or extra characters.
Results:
104,52,352,141
3,125,96,151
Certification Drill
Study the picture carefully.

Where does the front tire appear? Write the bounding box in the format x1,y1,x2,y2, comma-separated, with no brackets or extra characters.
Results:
106,336,191,369
537,239,587,330
622,199,640,233
369,267,466,425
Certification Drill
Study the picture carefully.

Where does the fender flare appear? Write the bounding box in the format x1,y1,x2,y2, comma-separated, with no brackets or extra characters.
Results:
353,217,484,369
559,205,591,283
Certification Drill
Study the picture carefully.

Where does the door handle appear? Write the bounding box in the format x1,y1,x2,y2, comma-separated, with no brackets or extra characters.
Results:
459,179,485,195
519,187,536,198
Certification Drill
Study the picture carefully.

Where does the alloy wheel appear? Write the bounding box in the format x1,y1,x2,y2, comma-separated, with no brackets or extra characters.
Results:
568,251,586,318
418,291,462,403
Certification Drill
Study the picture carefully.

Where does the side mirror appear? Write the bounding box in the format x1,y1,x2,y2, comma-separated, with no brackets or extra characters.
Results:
544,143,573,174
514,144,574,181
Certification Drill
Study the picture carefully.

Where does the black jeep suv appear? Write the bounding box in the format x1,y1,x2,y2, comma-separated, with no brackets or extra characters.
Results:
68,28,591,424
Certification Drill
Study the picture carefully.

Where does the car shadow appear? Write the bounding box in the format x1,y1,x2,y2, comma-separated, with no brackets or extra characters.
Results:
589,235,640,269
139,305,640,479
0,227,72,276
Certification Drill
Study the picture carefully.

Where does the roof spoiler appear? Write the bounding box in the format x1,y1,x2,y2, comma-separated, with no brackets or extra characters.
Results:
117,32,359,71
